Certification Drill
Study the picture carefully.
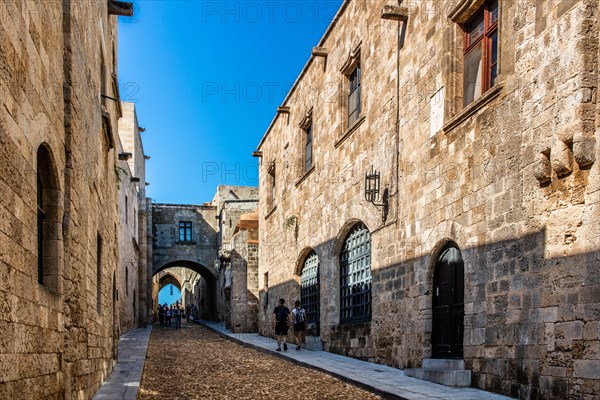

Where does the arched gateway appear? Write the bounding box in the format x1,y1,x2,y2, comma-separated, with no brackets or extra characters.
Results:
153,260,218,321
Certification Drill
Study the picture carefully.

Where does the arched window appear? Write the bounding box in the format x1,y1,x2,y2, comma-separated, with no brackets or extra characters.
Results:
37,144,60,292
340,223,371,323
300,251,319,331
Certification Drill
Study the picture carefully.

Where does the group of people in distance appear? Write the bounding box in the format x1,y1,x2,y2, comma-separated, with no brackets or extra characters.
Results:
272,299,306,351
157,302,194,329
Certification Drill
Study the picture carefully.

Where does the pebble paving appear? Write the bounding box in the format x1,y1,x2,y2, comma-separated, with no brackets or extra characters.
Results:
138,322,382,400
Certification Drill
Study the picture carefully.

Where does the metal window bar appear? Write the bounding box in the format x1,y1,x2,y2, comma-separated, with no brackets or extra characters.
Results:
340,223,371,323
305,124,313,172
179,221,192,242
348,65,361,126
301,251,320,332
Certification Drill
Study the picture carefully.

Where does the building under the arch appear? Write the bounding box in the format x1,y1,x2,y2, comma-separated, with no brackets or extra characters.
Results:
147,186,259,331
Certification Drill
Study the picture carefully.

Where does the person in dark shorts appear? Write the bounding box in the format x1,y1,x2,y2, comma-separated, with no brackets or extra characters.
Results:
291,300,306,351
273,298,290,351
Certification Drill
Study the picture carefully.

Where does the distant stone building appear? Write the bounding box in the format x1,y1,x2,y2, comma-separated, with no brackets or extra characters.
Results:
116,102,149,334
213,186,259,332
148,186,259,331
0,0,135,399
255,0,599,399
150,203,218,319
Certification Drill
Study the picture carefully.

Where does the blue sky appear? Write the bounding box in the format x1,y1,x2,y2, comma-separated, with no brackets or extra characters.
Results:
118,1,343,204
158,285,181,306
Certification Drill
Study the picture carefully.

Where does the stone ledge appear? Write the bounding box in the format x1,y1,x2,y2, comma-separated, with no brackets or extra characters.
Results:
335,115,366,149
443,83,503,134
404,367,471,387
295,165,316,187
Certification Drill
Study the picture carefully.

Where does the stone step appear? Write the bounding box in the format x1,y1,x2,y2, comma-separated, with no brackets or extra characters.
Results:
303,335,323,351
423,358,465,370
404,368,472,387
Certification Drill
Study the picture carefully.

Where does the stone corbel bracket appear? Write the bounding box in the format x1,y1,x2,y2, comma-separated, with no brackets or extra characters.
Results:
533,133,596,185
312,47,328,57
381,5,409,21
108,0,134,16
277,106,290,125
573,132,596,169
312,47,328,71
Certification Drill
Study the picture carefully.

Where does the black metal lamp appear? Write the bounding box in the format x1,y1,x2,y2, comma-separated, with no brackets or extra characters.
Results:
130,177,140,183
118,152,132,160
365,166,389,222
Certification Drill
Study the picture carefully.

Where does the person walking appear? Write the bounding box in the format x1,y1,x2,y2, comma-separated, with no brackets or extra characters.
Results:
291,300,306,351
165,306,172,328
174,306,182,328
158,304,164,327
272,298,290,351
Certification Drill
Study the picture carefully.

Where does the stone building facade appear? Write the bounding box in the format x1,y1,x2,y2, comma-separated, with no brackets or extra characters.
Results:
255,0,599,399
116,102,149,334
0,0,135,399
213,186,260,331
150,203,218,319
148,186,260,331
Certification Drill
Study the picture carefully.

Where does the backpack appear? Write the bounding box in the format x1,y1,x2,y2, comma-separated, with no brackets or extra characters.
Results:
276,306,288,323
294,308,305,324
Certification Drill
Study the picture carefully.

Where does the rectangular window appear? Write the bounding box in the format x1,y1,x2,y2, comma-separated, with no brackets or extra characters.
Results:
125,195,128,225
264,272,269,309
179,221,192,242
305,121,313,172
348,64,361,126
268,163,276,209
463,0,498,107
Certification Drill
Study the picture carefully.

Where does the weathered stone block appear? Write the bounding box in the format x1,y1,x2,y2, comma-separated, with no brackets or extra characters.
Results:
573,135,596,168
551,139,574,178
573,360,600,379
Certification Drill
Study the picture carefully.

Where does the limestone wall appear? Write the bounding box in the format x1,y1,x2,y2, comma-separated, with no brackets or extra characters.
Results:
0,1,130,398
256,0,599,398
228,223,259,333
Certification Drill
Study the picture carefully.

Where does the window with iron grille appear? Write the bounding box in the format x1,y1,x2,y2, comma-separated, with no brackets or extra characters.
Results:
348,64,361,126
179,221,192,242
301,251,319,330
340,223,371,323
463,0,498,106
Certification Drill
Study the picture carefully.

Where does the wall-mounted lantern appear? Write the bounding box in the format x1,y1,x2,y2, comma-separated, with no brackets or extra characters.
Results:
118,152,132,160
365,166,389,222
130,177,140,183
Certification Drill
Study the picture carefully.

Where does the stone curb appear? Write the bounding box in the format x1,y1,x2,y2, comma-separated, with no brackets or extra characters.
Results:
193,320,408,400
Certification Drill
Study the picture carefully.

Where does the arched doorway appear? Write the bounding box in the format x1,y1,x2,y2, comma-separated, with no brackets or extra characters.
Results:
300,250,320,335
339,222,372,323
432,242,464,358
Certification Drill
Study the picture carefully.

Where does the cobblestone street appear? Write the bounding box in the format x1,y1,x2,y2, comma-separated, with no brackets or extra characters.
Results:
139,323,382,400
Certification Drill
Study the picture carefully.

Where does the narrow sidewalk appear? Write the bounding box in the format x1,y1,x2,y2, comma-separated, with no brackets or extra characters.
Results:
198,320,514,400
92,325,152,400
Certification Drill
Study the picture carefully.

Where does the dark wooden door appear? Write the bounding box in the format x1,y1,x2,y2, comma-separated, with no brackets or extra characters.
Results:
432,244,464,358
